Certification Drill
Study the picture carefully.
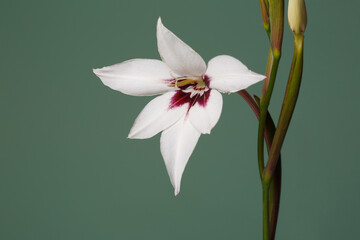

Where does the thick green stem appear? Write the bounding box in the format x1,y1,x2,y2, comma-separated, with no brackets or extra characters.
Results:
258,51,280,179
262,182,270,240
269,160,281,240
239,91,282,240
263,34,304,183
255,96,281,240
256,2,284,240
258,0,283,182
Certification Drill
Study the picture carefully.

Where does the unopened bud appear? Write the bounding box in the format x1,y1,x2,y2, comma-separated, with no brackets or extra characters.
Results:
288,0,307,34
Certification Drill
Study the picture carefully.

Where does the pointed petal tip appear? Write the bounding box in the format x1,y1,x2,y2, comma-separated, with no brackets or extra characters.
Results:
127,132,143,139
157,17,163,29
127,128,135,139
92,67,107,78
174,188,180,197
253,73,267,84
156,16,206,76
257,73,267,80
128,129,143,139
206,55,267,92
92,68,100,75
127,134,148,140
246,73,266,84
126,132,135,139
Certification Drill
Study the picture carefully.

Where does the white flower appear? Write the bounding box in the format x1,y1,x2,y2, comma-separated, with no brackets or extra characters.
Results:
93,18,265,196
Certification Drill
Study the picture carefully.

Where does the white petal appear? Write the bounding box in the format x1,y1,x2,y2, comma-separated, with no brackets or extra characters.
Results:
160,116,201,196
205,55,266,93
93,59,173,96
128,92,188,139
188,90,223,134
156,17,206,77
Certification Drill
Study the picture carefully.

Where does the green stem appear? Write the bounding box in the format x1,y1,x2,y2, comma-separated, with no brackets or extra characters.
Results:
269,160,281,240
263,34,304,183
238,91,282,240
256,3,284,240
257,0,283,183
255,95,281,240
262,182,270,240
258,51,280,179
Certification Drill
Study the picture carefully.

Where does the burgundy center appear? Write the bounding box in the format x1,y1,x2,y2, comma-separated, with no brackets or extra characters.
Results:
169,75,211,112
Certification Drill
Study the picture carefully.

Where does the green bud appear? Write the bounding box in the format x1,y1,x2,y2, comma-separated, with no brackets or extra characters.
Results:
259,0,270,32
288,0,307,34
269,0,284,56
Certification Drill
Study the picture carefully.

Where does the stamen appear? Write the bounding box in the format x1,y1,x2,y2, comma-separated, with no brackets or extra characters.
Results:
196,80,206,89
190,91,197,98
168,77,198,88
177,78,197,87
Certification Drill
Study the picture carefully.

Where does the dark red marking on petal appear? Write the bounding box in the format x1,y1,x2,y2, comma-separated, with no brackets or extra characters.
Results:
202,75,210,87
197,90,211,107
169,90,191,109
169,89,211,112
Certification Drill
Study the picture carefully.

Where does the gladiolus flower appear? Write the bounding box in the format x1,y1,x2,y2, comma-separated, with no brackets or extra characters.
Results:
93,18,265,196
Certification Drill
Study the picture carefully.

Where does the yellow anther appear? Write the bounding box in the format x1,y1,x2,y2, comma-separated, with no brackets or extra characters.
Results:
168,76,207,90
176,78,197,87
196,80,206,89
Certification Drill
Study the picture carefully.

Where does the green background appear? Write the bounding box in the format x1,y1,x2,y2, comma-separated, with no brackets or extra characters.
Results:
1,0,359,239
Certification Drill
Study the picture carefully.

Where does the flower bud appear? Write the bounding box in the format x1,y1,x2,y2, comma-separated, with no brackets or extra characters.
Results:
288,0,307,34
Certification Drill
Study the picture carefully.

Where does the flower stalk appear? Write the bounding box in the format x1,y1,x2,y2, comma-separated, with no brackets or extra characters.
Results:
263,33,304,183
258,0,284,181
255,0,306,239
255,95,282,240
258,50,280,178
262,0,307,182
238,91,282,240
257,1,284,240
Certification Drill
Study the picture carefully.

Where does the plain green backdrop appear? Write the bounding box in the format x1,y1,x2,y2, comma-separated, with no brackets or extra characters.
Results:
1,0,359,239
